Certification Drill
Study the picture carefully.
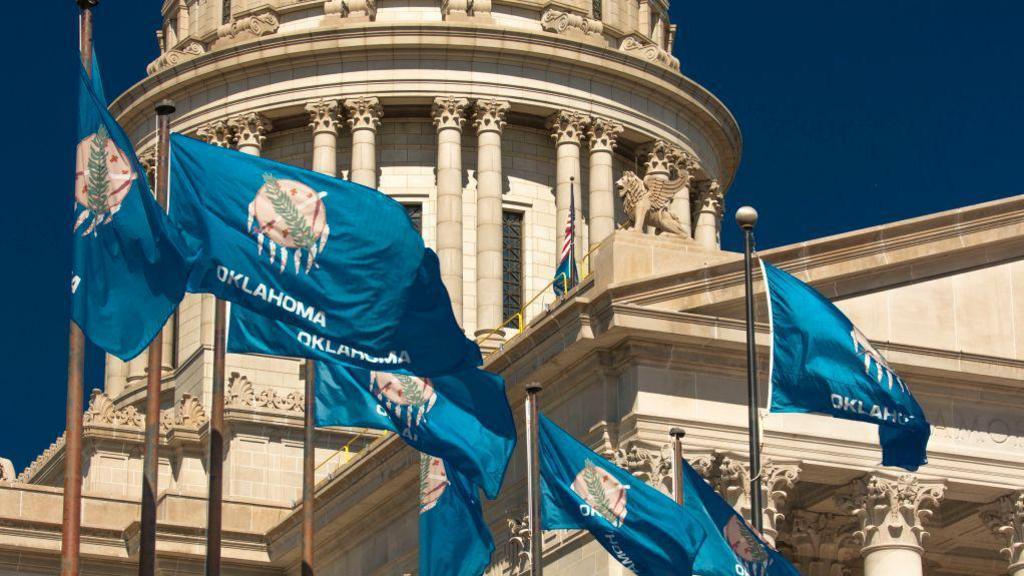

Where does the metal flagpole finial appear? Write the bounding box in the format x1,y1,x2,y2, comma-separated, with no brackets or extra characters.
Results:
525,382,544,394
155,99,176,116
669,427,686,439
76,0,99,8
735,206,758,230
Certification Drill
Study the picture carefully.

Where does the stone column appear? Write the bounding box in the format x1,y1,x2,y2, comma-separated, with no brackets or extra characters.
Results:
229,113,272,156
344,97,382,188
789,511,860,576
473,99,509,337
548,110,588,260
836,473,945,576
586,117,623,247
716,455,801,547
306,100,341,176
693,179,723,249
432,96,470,326
981,491,1024,576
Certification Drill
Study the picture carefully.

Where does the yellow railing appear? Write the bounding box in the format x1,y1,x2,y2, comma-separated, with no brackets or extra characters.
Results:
475,241,603,354
314,428,382,477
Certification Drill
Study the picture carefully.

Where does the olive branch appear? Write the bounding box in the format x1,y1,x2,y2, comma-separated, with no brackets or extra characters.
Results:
262,173,316,249
398,375,426,407
582,460,617,525
419,454,432,502
739,524,769,562
87,125,111,215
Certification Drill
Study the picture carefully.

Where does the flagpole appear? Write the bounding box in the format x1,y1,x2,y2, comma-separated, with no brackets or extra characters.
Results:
524,383,543,576
63,2,98,575
138,99,176,576
569,177,577,286
302,360,316,576
669,428,685,506
205,299,227,575
736,205,764,534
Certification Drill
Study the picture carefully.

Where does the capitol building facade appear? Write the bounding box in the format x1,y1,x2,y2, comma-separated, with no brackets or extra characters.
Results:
2,1,1023,575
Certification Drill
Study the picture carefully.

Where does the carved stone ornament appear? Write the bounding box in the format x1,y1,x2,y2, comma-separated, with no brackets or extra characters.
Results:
196,120,234,148
344,97,383,131
505,513,532,575
227,372,305,413
473,99,510,134
18,434,65,483
442,0,491,18
159,394,209,433
228,112,273,150
325,0,377,20
432,96,470,132
694,179,723,217
138,148,158,184
146,39,206,76
788,511,860,576
980,491,1024,572
587,117,623,152
547,110,589,145
712,456,801,546
616,170,688,236
306,100,342,135
611,442,673,495
540,9,604,37
620,34,680,70
219,8,280,40
835,473,945,553
83,389,144,429
0,458,15,482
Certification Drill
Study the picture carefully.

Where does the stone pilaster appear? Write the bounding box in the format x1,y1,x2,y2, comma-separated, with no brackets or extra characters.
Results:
473,99,510,339
835,473,945,576
196,120,233,148
344,97,382,188
306,100,342,177
789,511,860,576
228,112,272,155
432,96,470,326
715,455,801,547
980,491,1024,576
586,117,623,247
693,179,723,249
547,110,588,261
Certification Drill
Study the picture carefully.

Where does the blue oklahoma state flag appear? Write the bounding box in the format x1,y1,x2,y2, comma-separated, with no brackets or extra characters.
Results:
761,261,931,470
539,415,706,575
73,59,190,360
684,460,800,576
418,455,494,576
169,134,480,376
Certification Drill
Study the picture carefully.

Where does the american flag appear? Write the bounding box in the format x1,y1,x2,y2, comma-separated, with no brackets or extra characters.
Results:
553,180,578,296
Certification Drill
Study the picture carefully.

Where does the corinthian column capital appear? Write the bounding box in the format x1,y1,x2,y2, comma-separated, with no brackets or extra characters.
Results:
789,510,860,576
473,99,510,134
547,110,588,145
696,179,723,213
980,491,1024,573
432,96,470,132
228,112,273,151
714,455,800,546
344,97,382,131
587,117,624,152
196,120,233,148
306,100,342,135
835,473,945,553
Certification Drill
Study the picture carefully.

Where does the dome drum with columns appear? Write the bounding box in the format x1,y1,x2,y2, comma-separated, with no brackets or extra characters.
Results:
1,2,1022,576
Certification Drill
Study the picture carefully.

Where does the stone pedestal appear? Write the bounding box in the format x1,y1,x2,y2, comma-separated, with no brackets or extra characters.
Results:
589,229,738,295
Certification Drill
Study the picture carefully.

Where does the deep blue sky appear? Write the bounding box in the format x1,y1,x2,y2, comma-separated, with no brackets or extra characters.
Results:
0,2,1020,470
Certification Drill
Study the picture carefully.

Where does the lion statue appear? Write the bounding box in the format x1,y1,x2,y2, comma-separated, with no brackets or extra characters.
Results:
616,171,688,236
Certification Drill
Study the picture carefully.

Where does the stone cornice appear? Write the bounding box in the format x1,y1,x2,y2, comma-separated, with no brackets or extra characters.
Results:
109,22,741,187
611,194,1024,313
